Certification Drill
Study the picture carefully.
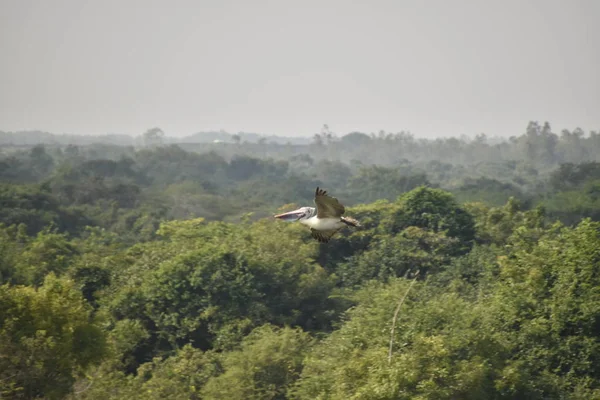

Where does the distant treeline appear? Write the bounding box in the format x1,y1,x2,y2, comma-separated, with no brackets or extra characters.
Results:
0,127,311,147
2,121,599,168
1,124,600,242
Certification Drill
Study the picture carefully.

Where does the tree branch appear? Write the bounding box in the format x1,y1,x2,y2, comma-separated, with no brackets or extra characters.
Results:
388,270,419,365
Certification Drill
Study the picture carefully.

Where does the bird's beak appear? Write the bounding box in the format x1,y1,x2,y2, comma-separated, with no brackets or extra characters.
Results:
274,208,305,221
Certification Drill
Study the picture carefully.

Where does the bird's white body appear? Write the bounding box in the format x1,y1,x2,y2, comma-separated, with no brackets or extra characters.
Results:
300,216,345,231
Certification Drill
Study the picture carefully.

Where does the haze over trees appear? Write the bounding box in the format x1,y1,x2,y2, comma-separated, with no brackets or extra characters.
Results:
1,121,600,399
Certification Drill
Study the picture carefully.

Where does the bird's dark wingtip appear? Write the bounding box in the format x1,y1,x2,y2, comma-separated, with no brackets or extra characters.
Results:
315,186,327,197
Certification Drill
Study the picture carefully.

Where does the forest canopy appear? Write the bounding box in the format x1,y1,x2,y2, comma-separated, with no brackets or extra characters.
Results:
1,121,600,399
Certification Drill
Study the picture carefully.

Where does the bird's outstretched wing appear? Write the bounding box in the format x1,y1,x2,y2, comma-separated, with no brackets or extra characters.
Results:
314,187,345,218
310,228,340,243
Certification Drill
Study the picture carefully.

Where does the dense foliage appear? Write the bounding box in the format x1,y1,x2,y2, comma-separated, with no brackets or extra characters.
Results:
1,122,600,399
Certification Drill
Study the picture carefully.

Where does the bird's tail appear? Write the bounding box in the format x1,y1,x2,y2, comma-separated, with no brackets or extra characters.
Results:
341,216,361,227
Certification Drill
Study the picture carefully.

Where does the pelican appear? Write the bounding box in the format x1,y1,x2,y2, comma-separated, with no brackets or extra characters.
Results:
274,187,361,243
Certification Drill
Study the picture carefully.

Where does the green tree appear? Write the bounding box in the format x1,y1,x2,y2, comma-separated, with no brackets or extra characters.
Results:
0,274,107,399
14,227,78,286
202,325,313,400
104,218,334,366
385,186,476,250
339,226,462,286
142,127,165,148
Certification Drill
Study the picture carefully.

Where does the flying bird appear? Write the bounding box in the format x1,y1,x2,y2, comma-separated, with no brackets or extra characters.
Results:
274,187,361,243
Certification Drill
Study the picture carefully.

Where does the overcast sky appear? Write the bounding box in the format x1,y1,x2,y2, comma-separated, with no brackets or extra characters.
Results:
1,0,598,138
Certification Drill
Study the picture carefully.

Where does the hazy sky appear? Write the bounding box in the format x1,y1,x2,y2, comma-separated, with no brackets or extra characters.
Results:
1,0,599,138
